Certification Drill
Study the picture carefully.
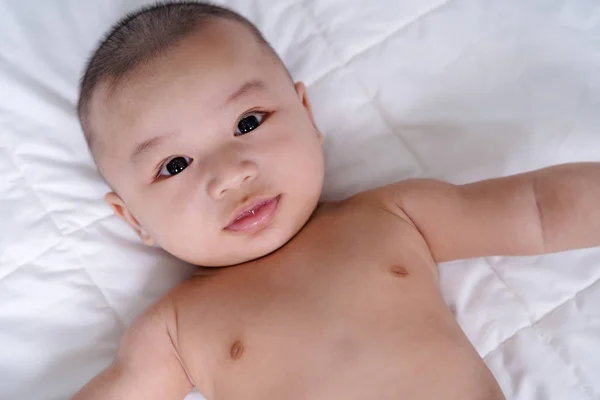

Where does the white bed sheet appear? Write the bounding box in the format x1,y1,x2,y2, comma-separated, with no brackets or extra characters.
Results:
1,0,600,399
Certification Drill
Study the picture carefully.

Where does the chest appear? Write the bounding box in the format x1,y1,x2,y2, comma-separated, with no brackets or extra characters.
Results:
198,205,433,314
175,204,448,386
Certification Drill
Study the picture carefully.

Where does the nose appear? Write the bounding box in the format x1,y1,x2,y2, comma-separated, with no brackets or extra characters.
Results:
207,160,258,199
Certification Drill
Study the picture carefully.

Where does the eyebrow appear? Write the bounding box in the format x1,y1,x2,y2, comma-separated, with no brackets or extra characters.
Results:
129,80,266,164
224,79,266,106
130,132,177,164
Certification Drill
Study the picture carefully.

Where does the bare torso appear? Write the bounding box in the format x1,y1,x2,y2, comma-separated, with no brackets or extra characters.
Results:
165,191,505,400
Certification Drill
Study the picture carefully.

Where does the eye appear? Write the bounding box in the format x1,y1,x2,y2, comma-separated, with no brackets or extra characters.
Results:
234,112,267,136
156,156,192,178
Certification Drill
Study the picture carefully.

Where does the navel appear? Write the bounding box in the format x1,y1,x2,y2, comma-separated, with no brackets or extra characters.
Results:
230,340,245,360
390,265,409,277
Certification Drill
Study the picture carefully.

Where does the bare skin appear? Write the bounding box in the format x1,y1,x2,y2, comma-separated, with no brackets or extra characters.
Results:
73,163,600,400
166,194,503,400
73,16,600,400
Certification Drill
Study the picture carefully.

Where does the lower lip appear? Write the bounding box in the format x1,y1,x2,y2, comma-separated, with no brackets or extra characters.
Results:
225,196,280,233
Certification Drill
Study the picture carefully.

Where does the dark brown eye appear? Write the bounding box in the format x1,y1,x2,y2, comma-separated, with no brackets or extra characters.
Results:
235,112,266,136
158,156,192,178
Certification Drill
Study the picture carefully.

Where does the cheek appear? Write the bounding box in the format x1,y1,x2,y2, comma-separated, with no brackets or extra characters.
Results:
151,206,217,262
136,189,204,239
269,130,324,191
267,111,323,164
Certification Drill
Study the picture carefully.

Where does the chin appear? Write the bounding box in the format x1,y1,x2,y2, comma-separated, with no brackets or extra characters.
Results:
235,227,298,265
187,241,284,267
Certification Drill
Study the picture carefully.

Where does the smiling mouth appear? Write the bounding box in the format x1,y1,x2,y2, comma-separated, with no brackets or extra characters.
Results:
224,195,281,233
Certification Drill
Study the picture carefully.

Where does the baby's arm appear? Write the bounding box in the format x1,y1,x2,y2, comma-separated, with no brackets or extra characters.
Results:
71,298,193,400
384,162,600,263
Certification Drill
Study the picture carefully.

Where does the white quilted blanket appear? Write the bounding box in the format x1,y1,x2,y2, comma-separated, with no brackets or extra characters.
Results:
1,1,599,399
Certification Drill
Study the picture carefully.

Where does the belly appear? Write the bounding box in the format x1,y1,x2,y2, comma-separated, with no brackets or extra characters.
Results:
213,319,503,400
177,268,504,400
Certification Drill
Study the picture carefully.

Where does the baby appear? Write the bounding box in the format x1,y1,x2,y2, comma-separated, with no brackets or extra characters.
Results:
73,2,600,400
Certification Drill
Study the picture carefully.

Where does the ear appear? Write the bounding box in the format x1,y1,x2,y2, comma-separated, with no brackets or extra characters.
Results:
104,192,156,246
295,81,323,144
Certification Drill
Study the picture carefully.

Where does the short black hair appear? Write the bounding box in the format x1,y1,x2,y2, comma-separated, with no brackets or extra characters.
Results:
78,1,282,160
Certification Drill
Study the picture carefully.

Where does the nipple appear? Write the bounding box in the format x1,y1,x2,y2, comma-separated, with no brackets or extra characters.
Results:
230,340,245,360
390,265,409,277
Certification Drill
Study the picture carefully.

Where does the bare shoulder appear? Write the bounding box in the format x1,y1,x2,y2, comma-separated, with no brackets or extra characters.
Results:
120,291,179,354
346,178,455,224
71,288,194,400
336,183,443,277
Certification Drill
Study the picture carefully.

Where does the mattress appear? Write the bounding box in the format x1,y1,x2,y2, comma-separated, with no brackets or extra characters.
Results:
1,0,599,399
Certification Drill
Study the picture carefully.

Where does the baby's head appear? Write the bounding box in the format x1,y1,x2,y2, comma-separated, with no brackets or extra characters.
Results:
78,2,324,266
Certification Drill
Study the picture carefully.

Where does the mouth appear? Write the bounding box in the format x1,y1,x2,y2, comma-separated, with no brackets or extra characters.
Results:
224,195,281,234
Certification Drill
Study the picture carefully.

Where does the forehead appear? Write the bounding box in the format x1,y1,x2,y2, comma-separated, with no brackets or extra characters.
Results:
103,19,276,105
88,19,286,161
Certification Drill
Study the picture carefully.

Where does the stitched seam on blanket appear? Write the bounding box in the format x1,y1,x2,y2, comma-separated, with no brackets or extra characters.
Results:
304,0,453,89
1,105,108,239
0,144,63,235
298,1,442,173
75,247,128,330
481,258,533,355
0,48,74,115
0,215,113,281
527,279,598,400
485,261,600,354
484,259,598,399
483,278,599,399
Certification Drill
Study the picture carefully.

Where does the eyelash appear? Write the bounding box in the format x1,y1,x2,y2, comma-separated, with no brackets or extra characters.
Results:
152,108,273,181
153,155,191,180
233,109,272,135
